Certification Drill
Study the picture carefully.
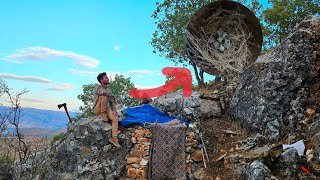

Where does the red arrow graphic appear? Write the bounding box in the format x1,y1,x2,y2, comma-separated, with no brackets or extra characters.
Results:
129,67,192,98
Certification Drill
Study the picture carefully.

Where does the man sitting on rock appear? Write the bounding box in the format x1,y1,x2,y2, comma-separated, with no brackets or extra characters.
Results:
93,72,121,148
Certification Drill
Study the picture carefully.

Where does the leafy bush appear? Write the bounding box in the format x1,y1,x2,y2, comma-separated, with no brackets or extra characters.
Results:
0,156,14,179
50,132,64,145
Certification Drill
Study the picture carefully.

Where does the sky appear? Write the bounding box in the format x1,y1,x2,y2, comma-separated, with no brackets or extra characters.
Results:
0,0,269,112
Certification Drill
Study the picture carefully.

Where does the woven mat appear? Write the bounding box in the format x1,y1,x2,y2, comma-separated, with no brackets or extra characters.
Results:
149,120,186,180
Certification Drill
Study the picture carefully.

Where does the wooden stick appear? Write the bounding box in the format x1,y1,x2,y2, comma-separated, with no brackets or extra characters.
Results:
202,148,207,169
200,132,210,162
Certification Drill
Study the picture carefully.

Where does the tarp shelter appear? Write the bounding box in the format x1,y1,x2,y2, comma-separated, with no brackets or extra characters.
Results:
119,104,187,127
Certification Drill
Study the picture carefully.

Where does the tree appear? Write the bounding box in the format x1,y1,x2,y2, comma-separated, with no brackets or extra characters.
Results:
75,74,139,119
165,76,182,92
263,0,320,46
107,74,139,106
151,0,212,87
76,83,97,119
151,0,320,83
150,0,266,87
0,79,47,179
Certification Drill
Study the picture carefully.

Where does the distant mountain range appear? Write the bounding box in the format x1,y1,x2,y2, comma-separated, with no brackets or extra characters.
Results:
0,106,80,138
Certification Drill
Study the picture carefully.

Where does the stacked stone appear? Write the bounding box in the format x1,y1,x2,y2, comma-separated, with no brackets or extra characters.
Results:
126,126,152,180
186,131,202,175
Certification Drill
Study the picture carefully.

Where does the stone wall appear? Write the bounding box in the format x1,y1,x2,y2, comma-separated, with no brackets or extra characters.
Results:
126,126,152,179
126,126,202,179
186,130,203,176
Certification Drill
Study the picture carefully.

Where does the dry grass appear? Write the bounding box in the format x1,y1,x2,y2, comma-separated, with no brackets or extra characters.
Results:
0,136,49,160
187,9,252,84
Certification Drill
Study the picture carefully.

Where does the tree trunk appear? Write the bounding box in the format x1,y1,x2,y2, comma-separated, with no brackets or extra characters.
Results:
189,60,205,88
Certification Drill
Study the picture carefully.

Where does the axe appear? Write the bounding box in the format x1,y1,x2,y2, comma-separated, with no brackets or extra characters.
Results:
58,103,72,123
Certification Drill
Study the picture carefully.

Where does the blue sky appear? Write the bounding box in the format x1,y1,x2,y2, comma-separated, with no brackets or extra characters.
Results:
0,0,268,111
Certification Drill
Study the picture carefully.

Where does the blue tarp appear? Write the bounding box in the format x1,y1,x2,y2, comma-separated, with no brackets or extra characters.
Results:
119,104,186,127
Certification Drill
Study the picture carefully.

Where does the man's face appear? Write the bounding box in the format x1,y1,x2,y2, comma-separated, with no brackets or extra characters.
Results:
101,75,109,84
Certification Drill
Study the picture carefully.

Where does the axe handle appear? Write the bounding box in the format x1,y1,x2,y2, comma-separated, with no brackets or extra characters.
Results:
63,106,72,123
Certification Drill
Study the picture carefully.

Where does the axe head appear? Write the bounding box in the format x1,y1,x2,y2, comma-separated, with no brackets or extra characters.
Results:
58,103,67,109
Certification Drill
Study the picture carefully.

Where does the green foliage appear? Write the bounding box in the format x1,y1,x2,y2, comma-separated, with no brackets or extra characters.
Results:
77,83,98,119
108,74,139,106
151,0,319,63
263,0,320,45
0,155,14,165
75,74,139,119
151,0,211,65
0,155,14,179
165,76,182,92
50,132,64,145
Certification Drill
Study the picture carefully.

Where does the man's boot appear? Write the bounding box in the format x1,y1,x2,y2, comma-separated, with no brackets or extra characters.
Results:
109,137,121,148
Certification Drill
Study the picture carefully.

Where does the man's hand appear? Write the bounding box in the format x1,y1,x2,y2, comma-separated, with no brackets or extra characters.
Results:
112,110,118,118
113,96,118,105
102,92,112,96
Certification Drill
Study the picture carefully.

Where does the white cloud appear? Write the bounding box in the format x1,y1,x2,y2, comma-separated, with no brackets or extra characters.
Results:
0,94,81,111
48,83,75,91
0,73,52,83
129,70,157,75
113,45,121,52
131,74,144,79
69,68,98,76
22,98,47,103
134,86,157,89
3,47,99,68
69,68,127,80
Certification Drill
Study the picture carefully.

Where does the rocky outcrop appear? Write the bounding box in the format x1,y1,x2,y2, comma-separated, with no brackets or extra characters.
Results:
276,148,300,179
313,132,320,162
199,90,226,118
239,148,301,179
20,117,132,180
241,160,274,180
153,89,201,121
153,89,226,121
231,16,320,140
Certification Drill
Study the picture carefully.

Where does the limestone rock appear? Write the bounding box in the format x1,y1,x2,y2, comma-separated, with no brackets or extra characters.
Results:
242,161,274,180
18,116,132,180
306,118,320,138
312,132,320,162
231,16,320,140
237,133,268,150
153,89,201,121
153,89,227,121
276,147,300,179
200,99,222,118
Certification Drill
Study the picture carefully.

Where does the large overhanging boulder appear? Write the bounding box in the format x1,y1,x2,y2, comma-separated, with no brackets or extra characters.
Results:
231,16,320,140
186,0,263,84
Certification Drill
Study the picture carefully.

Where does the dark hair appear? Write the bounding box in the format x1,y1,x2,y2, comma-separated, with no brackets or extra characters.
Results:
97,72,107,84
